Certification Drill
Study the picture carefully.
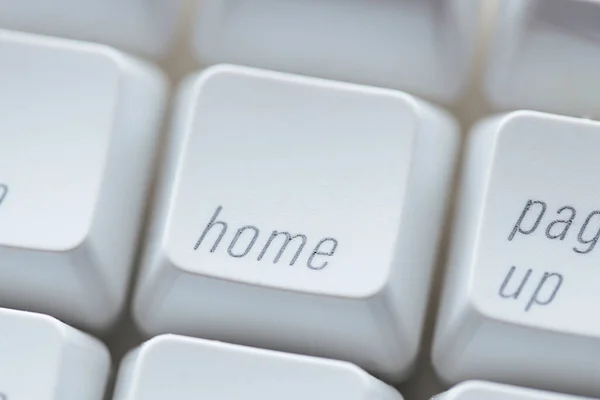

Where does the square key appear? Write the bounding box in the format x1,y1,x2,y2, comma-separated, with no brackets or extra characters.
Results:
114,335,403,400
193,0,481,103
0,0,183,57
0,307,110,400
485,0,600,117
0,30,167,331
433,111,600,397
134,64,459,381
435,381,594,400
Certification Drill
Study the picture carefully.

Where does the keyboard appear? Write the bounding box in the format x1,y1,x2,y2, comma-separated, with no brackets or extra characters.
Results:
1,0,600,399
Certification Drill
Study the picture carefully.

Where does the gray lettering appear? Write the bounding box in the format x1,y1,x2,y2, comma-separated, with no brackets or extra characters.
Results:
574,210,600,254
526,272,563,311
0,184,7,207
508,200,547,241
307,238,338,270
499,266,532,299
192,206,338,270
194,206,228,252
545,206,576,240
257,231,307,265
228,226,260,258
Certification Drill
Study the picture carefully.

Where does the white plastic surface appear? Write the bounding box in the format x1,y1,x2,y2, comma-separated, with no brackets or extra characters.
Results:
133,64,460,381
435,381,594,400
193,0,480,104
0,307,110,400
485,0,600,118
0,0,183,58
432,110,600,397
113,335,403,400
0,29,167,331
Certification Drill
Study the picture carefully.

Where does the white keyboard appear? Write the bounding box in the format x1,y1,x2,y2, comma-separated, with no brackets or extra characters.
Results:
1,1,600,399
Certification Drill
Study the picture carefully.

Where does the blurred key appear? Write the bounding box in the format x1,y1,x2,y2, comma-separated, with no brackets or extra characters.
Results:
0,29,167,331
435,381,594,400
433,111,600,397
113,335,403,400
485,0,600,117
0,0,184,58
0,307,110,400
193,0,481,103
133,64,459,381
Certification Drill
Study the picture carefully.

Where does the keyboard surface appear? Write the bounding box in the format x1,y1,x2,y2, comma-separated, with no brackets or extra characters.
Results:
1,0,599,399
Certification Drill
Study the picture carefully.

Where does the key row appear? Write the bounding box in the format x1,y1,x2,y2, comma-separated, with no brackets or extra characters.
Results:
2,29,600,395
2,305,593,400
2,0,600,117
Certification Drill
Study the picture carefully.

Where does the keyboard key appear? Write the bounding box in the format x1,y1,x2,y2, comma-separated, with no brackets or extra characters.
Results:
133,64,460,381
113,335,403,400
0,307,110,400
0,0,183,58
485,0,600,117
432,110,600,397
193,0,481,103
0,30,167,331
435,381,594,400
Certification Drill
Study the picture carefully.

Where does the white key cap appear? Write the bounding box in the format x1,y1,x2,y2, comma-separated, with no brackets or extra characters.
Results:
0,30,167,331
0,0,183,58
133,64,459,381
432,110,600,397
193,0,480,103
485,0,600,118
113,335,403,400
435,381,594,400
0,307,110,400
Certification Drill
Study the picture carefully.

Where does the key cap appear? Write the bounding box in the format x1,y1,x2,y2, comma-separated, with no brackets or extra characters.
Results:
0,0,183,58
0,29,167,331
193,0,481,103
432,110,600,397
485,0,600,118
133,64,460,381
434,381,594,400
0,307,110,400
113,335,403,400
